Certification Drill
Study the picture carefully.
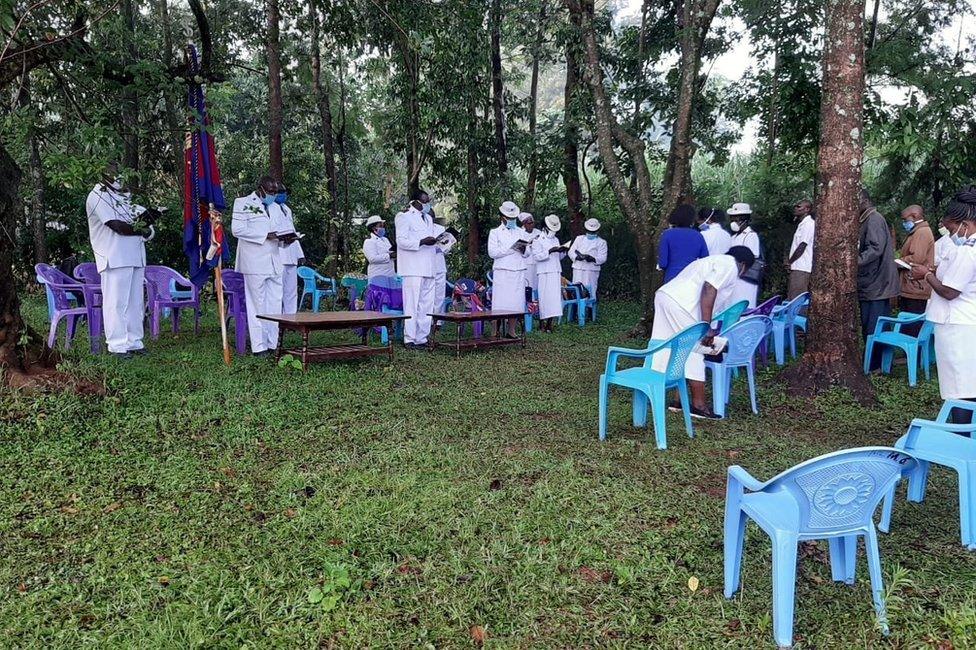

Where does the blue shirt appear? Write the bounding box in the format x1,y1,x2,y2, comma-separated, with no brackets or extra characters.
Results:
659,227,710,283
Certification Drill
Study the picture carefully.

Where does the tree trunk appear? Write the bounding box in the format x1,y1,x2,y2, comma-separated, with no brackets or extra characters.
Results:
466,88,481,270
19,74,47,264
562,15,584,236
765,40,781,167
781,0,874,402
310,3,340,275
490,0,509,194
266,0,284,181
522,1,546,210
121,0,140,175
0,144,27,369
158,0,183,186
403,48,420,199
337,56,352,269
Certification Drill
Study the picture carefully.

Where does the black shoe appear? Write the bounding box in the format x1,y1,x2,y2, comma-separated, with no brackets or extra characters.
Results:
253,350,272,358
110,352,133,360
690,406,721,420
129,348,148,356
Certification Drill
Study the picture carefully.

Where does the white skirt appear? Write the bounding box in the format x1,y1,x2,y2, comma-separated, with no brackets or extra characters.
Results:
537,272,563,320
650,291,704,381
492,268,526,312
934,322,976,399
572,268,600,295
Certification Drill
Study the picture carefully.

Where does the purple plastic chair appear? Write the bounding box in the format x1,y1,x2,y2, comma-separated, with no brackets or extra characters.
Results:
35,264,89,351
744,295,782,366
73,262,100,286
145,265,200,339
221,270,248,355
447,278,485,338
364,276,404,343
71,262,104,352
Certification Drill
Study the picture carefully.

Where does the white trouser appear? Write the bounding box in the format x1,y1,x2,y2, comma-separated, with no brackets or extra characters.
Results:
433,271,447,310
243,273,283,353
537,272,563,320
492,268,526,312
401,275,436,344
282,265,299,314
572,268,600,296
101,265,145,353
525,263,538,292
650,291,704,381
934,323,976,399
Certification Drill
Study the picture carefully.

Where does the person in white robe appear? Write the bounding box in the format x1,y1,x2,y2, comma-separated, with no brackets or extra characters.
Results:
396,200,441,348
532,214,568,332
269,184,305,313
727,202,761,308
85,164,159,357
568,218,608,297
519,212,541,293
697,207,732,255
912,190,976,423
232,176,296,356
650,246,756,419
489,201,531,336
363,215,396,279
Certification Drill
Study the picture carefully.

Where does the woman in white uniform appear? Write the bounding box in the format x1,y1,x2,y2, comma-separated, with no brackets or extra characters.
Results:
488,201,531,337
727,202,761,308
532,214,567,333
911,189,976,423
362,215,396,279
519,212,541,293
568,218,608,297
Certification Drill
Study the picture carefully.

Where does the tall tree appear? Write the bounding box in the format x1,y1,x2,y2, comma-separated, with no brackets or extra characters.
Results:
121,0,140,174
562,14,585,236
782,0,873,400
266,0,284,180
489,0,509,194
310,2,340,275
18,75,47,264
522,1,547,210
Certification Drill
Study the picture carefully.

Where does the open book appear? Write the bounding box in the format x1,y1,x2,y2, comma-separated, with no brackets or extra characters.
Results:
894,258,912,270
693,336,728,356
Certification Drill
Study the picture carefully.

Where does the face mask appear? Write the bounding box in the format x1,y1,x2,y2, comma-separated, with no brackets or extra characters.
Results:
586,233,598,240
422,202,431,215
902,220,915,233
261,193,275,207
939,225,951,238
275,192,288,204
376,227,386,238
730,221,741,233
952,224,969,246
699,222,710,231
505,219,518,230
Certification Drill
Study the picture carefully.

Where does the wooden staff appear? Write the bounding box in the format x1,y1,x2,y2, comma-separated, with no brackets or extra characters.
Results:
211,205,232,366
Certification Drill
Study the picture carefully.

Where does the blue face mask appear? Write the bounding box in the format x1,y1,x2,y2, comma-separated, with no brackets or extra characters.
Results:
902,220,915,232
376,227,386,238
505,219,518,230
261,193,275,207
422,202,431,215
586,233,598,240
275,192,288,204
952,225,969,246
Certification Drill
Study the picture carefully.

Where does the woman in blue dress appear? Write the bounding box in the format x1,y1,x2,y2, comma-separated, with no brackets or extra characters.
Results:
658,204,710,283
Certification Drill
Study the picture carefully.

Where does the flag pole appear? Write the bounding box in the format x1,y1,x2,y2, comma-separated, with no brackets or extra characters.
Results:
212,206,232,366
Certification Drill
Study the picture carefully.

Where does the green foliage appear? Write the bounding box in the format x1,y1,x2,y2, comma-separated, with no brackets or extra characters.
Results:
277,354,303,371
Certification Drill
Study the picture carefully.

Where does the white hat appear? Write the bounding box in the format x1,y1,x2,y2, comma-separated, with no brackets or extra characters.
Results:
728,202,752,216
365,215,384,228
518,212,534,223
544,214,561,232
584,218,601,232
499,201,520,219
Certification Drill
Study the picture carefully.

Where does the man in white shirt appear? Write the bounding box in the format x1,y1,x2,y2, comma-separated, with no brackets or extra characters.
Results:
489,201,531,336
568,218,609,297
231,176,296,356
85,165,159,358
651,246,756,419
396,199,441,348
697,207,732,255
787,199,816,299
363,215,396,279
269,184,305,313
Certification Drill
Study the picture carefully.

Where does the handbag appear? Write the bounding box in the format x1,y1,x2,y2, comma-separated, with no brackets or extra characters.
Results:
739,234,765,286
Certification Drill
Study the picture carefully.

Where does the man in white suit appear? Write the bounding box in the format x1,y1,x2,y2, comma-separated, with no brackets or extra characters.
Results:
231,176,297,356
396,199,441,348
269,183,305,313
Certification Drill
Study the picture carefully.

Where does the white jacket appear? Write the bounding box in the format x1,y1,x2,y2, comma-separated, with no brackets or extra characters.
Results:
568,235,608,271
532,232,565,274
363,234,396,278
232,192,282,276
489,224,530,272
85,183,147,272
395,207,439,278
269,202,305,265
522,228,541,267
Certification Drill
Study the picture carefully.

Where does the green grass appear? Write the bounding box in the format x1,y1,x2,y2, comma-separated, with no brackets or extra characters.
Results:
2,298,975,648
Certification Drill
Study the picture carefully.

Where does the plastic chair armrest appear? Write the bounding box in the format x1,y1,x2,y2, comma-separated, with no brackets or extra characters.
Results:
606,346,653,372
904,417,976,447
727,465,765,493
936,400,976,423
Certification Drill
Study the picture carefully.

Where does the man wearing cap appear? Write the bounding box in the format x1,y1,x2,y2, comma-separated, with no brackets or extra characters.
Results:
519,213,541,294
363,215,396,279
532,214,568,332
489,201,531,336
396,199,441,348
269,183,306,313
787,199,816,299
727,202,762,308
568,218,609,297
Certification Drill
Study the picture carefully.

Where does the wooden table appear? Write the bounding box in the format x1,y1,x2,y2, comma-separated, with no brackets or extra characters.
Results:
257,311,409,369
427,310,526,357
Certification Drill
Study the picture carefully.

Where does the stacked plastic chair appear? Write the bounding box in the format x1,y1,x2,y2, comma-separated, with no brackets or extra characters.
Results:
35,264,90,351
144,266,201,339
220,270,249,355
862,312,933,386
769,292,809,365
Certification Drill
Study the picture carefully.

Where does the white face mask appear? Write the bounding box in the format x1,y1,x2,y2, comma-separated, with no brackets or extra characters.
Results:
730,221,741,233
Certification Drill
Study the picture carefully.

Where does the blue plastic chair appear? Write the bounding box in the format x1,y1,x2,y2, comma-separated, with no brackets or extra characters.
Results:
705,316,772,418
725,447,918,648
712,299,749,333
576,285,597,326
862,312,933,386
561,284,580,324
769,292,809,365
298,266,337,311
598,322,708,449
880,400,976,549
442,280,455,313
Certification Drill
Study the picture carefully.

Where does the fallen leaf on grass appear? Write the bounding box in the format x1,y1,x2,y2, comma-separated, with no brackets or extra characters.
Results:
688,576,700,592
219,466,236,478
102,501,122,514
60,506,79,515
283,508,297,518
158,576,170,586
578,566,612,583
327,538,344,546
489,479,502,491
469,625,487,646
16,583,26,593
397,562,422,575
724,619,741,635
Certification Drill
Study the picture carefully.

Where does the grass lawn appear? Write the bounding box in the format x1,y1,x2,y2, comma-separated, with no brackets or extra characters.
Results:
3,298,975,648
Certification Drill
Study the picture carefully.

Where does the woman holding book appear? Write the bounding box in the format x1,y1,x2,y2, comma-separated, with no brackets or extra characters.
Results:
532,214,568,333
488,201,531,336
